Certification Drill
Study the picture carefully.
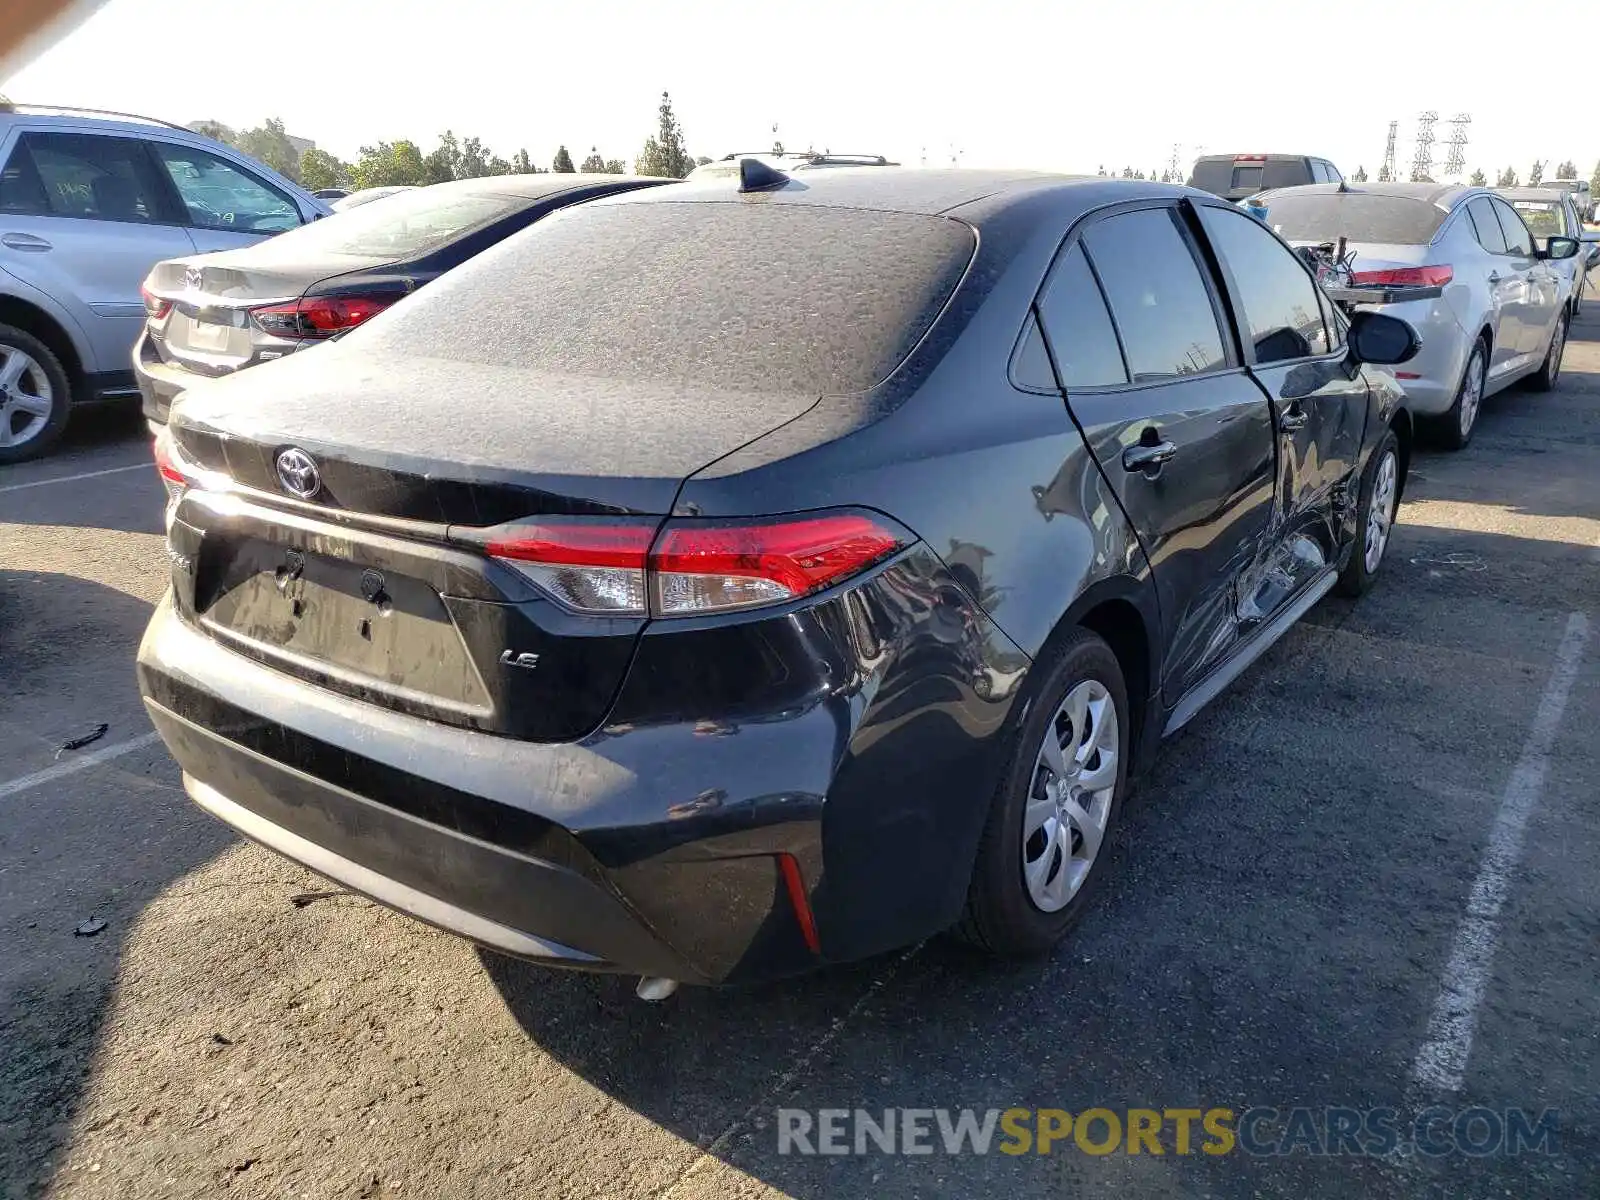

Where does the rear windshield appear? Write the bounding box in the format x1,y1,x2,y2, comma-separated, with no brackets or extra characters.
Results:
266,188,522,257
1189,158,1310,195
365,202,976,393
1261,193,1448,245
1509,201,1565,238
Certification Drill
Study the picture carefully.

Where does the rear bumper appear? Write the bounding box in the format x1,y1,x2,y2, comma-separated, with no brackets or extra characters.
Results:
148,699,690,975
136,542,1026,983
1358,297,1471,416
134,331,191,426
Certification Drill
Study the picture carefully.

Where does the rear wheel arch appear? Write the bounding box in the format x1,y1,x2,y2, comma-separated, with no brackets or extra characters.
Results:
1388,408,1413,501
0,295,84,400
1032,582,1159,770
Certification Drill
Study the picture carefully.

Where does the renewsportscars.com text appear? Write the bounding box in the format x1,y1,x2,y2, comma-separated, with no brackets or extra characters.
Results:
776,1106,1559,1159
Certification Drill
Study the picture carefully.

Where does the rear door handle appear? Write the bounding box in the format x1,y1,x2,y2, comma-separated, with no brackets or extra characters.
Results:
0,232,52,251
1122,439,1177,474
1279,403,1309,432
1487,271,1502,284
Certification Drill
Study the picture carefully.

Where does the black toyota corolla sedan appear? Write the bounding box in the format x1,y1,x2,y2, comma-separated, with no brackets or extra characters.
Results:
139,166,1419,991
134,173,671,425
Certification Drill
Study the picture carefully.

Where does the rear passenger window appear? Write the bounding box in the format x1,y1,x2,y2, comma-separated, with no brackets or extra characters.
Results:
1012,313,1058,391
1081,208,1227,381
1197,205,1329,363
16,133,169,223
1491,200,1534,256
1466,198,1506,254
1035,244,1126,388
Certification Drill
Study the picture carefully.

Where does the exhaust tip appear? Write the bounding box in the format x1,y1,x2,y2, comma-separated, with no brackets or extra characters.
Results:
635,976,679,1002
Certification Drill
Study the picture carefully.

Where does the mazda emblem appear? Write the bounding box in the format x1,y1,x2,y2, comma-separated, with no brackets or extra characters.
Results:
275,447,321,498
183,265,203,294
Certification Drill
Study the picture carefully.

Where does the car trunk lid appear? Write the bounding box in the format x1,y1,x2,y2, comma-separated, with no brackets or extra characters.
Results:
146,245,390,374
162,346,819,741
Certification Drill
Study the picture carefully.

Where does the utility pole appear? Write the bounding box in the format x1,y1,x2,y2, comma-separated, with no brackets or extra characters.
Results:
1443,113,1471,180
1379,120,1397,182
1410,111,1437,182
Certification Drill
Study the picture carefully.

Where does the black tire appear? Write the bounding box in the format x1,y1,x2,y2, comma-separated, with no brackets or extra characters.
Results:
1335,428,1400,598
955,628,1130,956
0,323,72,465
1528,313,1568,393
1434,337,1487,451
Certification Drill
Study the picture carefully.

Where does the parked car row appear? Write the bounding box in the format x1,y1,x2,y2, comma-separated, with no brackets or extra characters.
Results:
1251,181,1583,448
0,103,330,461
138,162,1425,992
135,173,669,423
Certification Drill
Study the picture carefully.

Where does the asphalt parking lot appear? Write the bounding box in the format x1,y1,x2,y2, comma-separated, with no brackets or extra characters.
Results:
2,309,1597,1198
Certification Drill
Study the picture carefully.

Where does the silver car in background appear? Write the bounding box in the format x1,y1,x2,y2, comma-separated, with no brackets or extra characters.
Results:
1495,186,1597,316
1257,182,1579,448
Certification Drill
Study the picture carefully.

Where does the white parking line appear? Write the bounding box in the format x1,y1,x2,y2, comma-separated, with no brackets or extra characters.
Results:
0,731,162,801
0,463,149,494
1410,611,1591,1093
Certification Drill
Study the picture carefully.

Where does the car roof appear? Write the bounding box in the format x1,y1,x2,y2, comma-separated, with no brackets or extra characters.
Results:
591,166,1192,222
1256,180,1476,209
0,106,202,141
1193,152,1317,162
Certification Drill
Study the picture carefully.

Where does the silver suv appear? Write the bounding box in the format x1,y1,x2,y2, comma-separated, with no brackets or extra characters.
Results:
0,104,328,462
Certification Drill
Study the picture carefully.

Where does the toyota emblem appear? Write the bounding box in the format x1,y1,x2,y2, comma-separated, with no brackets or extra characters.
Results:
275,447,321,498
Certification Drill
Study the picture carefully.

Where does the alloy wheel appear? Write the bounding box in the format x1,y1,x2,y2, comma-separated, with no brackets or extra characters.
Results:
1458,348,1484,440
1364,449,1398,574
1549,320,1566,387
0,346,54,450
1021,679,1118,913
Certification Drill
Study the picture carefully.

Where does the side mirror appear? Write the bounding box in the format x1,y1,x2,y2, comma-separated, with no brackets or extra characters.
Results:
1348,311,1421,366
1542,235,1579,261
1587,246,1600,270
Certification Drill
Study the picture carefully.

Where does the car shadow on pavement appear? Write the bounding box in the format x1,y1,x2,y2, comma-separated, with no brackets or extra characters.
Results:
0,571,232,1199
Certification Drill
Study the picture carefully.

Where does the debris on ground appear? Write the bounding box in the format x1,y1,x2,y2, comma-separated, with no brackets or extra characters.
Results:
73,918,108,937
56,723,109,757
290,890,347,908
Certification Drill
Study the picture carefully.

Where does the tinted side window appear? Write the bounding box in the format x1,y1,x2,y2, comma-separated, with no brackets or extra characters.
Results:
1012,312,1057,391
1198,205,1329,363
1492,200,1533,256
0,142,50,214
1310,162,1330,184
1466,198,1507,254
1036,244,1127,388
152,143,301,233
18,132,168,223
1082,208,1227,381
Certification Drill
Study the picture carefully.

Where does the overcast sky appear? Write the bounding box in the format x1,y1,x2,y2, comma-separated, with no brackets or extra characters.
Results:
4,0,1592,181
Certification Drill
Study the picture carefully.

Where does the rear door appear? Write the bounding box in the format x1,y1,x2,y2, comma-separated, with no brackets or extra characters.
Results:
1490,198,1561,354
1463,197,1525,374
1036,204,1277,701
0,129,196,374
1194,200,1367,608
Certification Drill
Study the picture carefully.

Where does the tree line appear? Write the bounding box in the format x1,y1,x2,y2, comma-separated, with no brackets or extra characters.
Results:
1100,159,1600,194
195,92,710,191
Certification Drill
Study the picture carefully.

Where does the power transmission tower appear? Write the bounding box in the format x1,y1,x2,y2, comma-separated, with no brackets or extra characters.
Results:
1167,143,1183,184
1443,113,1471,179
1410,111,1438,182
1379,121,1397,182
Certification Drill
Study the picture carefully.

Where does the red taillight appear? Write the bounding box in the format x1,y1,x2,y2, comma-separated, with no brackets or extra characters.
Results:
152,434,187,490
469,510,909,618
141,283,172,320
1349,265,1454,287
651,513,905,615
484,518,655,615
250,293,398,340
